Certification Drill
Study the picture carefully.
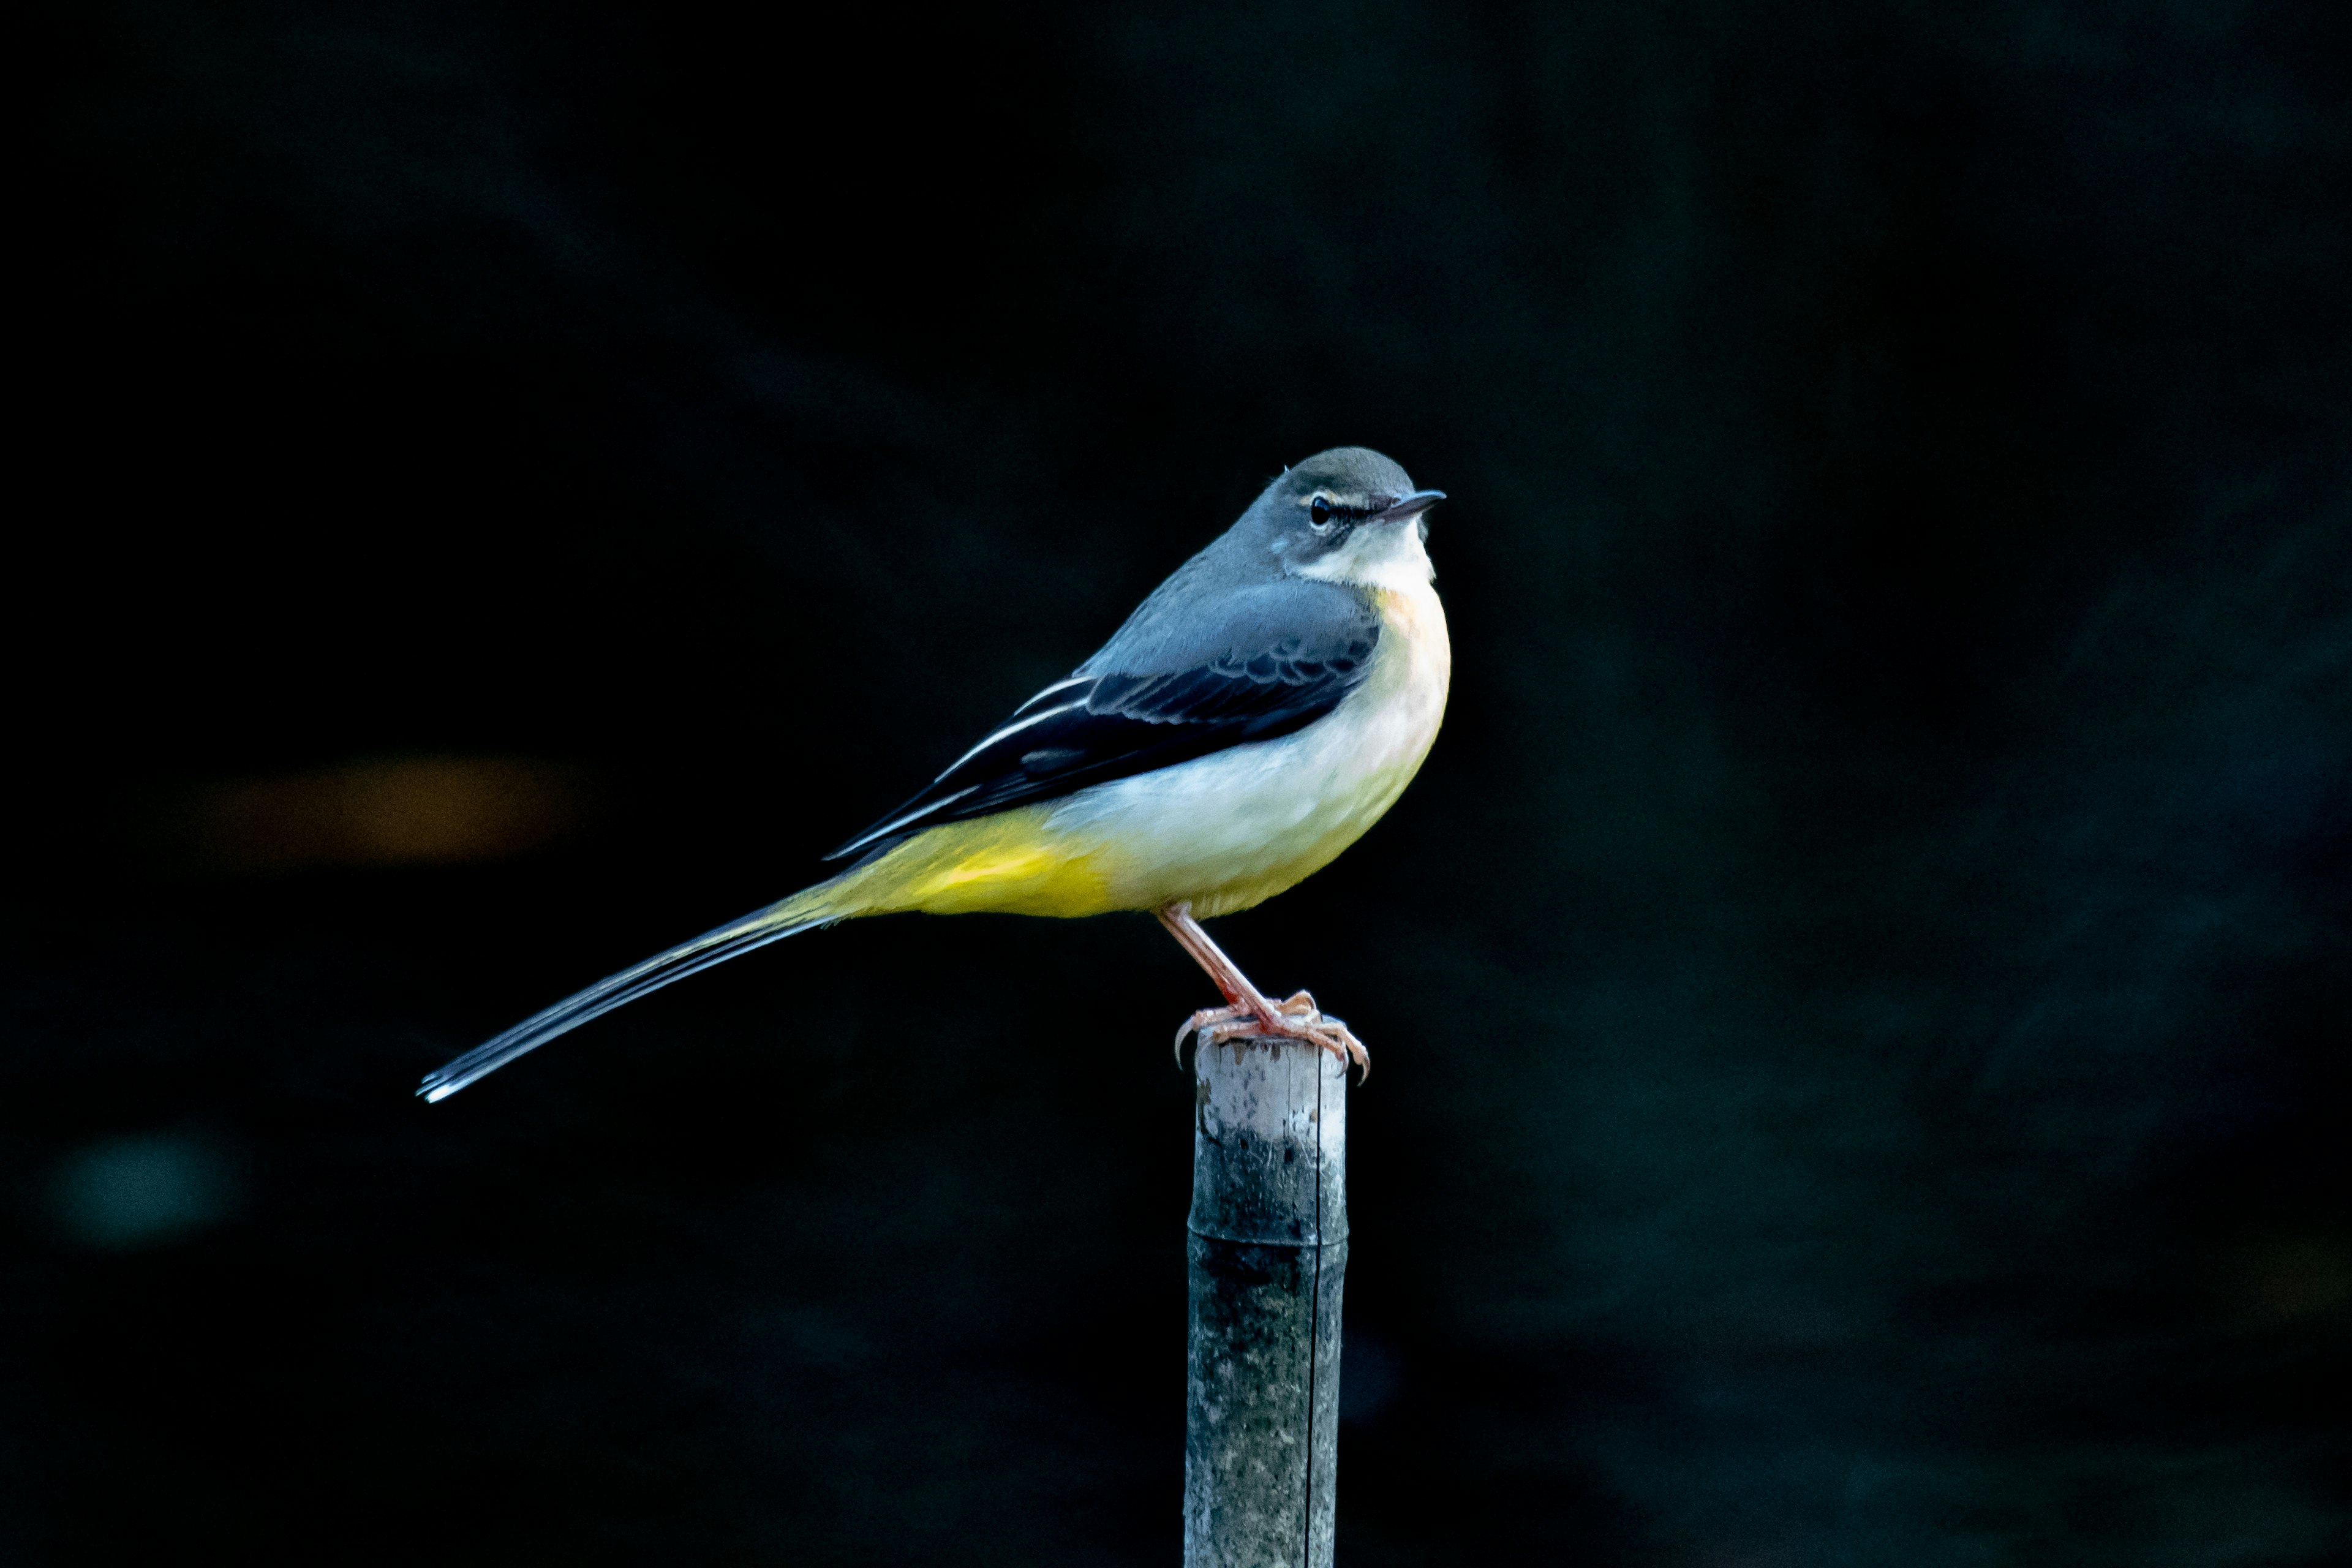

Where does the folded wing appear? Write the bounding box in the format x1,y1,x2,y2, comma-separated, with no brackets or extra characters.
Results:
830,579,1379,860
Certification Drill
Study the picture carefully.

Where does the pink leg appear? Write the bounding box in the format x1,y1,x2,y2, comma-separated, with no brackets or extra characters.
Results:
1156,902,1368,1077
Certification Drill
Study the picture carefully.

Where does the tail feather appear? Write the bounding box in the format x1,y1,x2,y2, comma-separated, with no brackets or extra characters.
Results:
418,889,840,1102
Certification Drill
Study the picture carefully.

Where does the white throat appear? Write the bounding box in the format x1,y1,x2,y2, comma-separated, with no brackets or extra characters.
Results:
1292,522,1436,592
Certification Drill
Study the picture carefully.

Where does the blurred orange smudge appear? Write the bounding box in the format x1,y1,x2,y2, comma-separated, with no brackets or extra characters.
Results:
2237,1240,2351,1326
195,756,584,869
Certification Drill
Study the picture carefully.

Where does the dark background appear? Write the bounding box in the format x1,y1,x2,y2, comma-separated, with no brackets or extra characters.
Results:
12,2,2349,1562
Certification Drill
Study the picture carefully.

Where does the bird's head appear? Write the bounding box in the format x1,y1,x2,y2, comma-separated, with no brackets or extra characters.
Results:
1250,447,1446,591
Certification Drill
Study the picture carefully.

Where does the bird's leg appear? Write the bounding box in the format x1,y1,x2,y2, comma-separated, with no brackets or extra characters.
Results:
1156,903,1368,1077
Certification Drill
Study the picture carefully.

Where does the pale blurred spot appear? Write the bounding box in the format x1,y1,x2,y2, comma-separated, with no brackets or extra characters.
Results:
2236,1240,2351,1325
195,756,584,869
48,1133,240,1250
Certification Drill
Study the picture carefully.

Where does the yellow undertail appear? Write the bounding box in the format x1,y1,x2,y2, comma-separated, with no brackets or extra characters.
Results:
791,807,1117,922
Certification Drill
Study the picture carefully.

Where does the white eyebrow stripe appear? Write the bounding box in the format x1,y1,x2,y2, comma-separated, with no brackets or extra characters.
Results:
932,699,1091,780
836,783,982,856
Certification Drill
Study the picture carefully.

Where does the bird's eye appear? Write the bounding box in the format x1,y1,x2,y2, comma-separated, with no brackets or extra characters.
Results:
1309,496,1333,527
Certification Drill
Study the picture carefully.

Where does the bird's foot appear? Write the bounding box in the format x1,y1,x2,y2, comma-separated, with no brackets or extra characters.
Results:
1174,990,1368,1080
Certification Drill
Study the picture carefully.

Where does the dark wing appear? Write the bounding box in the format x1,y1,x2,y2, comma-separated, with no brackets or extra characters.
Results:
829,583,1379,861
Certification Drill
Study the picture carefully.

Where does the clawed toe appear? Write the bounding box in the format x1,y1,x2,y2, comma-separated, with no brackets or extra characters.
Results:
1175,1002,1254,1063
1158,903,1367,1082
1300,1016,1370,1081
1171,996,1370,1082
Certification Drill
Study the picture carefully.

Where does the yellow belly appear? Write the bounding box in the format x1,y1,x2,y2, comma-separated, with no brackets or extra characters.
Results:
822,806,1117,918
824,582,1449,922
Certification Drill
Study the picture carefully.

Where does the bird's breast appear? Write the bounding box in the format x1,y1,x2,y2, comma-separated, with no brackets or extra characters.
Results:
1361,579,1452,767
1038,579,1452,917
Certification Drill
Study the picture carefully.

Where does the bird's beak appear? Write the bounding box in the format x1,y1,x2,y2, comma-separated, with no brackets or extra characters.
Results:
1370,489,1446,525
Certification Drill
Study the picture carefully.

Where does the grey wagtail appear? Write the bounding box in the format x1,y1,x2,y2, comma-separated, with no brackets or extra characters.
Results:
420,447,1447,1101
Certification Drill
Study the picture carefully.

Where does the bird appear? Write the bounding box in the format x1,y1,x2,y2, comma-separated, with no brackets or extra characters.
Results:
419,447,1449,1102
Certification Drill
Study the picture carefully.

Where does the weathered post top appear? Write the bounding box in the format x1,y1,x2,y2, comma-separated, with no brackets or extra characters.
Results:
1189,1035,1348,1247
1185,1036,1349,1568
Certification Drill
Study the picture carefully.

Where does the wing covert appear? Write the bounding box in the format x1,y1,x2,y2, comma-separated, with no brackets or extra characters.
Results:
827,588,1379,861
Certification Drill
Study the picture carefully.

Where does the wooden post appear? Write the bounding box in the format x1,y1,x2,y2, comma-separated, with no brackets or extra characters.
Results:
1184,1035,1348,1567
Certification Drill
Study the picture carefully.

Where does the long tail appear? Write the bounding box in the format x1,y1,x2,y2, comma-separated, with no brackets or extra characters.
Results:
417,881,848,1102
